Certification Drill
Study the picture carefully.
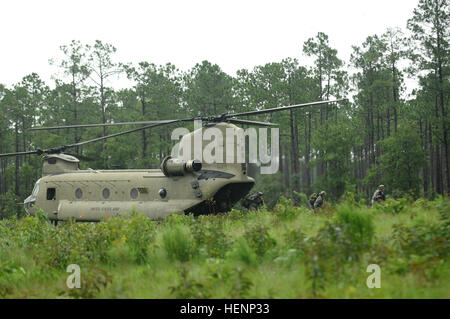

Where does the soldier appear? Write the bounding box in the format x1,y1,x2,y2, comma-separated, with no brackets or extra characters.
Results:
309,192,319,209
242,192,265,210
371,185,386,206
313,191,326,210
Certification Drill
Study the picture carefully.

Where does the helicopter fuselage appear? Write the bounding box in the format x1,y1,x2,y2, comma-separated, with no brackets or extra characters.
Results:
24,160,254,221
24,122,260,221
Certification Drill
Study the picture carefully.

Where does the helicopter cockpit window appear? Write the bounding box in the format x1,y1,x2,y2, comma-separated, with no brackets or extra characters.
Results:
46,188,56,200
32,179,41,197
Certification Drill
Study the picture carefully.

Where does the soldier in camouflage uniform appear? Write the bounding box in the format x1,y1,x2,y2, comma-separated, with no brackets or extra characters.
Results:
309,192,319,209
313,191,326,210
371,185,386,206
242,192,265,210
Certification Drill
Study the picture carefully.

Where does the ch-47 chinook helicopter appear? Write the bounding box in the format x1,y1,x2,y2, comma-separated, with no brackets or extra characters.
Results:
0,99,344,222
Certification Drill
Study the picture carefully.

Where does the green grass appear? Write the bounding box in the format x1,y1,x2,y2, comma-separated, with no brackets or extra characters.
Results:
0,196,448,299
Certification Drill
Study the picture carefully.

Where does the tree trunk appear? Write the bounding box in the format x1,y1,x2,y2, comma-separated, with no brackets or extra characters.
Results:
434,96,443,194
282,143,290,190
14,121,20,215
436,27,449,193
100,77,107,168
304,113,311,194
72,71,80,154
429,122,435,195
141,90,147,159
392,62,398,133
289,110,300,193
387,106,391,137
420,119,429,196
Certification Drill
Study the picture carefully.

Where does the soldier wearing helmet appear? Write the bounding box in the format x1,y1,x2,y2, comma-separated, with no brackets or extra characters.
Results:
242,191,265,210
313,191,326,210
371,185,386,206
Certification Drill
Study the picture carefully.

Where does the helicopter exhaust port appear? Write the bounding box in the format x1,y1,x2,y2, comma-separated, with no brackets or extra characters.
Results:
160,156,202,177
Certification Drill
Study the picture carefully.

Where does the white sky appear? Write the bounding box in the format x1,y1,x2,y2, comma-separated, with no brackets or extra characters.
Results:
0,0,420,90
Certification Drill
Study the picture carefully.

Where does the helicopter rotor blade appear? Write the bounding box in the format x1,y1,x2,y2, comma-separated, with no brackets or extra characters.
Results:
227,119,278,127
226,99,346,119
0,120,183,158
0,150,43,158
63,120,182,149
28,99,345,132
29,120,176,131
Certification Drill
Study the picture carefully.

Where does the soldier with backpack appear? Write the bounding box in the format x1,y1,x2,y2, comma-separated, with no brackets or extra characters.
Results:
371,185,386,206
309,192,319,209
313,191,326,210
309,191,326,210
242,192,265,210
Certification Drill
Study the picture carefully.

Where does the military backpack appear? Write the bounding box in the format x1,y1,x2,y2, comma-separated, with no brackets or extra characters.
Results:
309,193,318,207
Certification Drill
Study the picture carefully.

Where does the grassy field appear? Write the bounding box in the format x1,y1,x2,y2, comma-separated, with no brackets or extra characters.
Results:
0,195,448,299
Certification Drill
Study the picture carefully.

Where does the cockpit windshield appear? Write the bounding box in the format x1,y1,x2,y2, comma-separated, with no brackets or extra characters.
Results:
31,179,41,197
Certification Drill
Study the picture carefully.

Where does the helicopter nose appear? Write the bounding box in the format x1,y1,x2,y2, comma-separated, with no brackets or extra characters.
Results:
24,196,36,215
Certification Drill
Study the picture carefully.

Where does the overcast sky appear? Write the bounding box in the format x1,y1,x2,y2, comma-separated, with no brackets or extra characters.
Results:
1,0,420,89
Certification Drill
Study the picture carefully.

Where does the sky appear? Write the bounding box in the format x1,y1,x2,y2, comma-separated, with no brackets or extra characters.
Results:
0,0,420,90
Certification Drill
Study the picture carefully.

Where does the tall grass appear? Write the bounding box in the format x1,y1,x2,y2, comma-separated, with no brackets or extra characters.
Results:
162,224,195,262
0,197,448,298
335,203,374,249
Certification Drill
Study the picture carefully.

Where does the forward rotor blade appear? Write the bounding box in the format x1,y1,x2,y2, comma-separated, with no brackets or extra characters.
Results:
63,119,181,149
29,120,175,131
227,119,279,127
0,150,42,158
227,99,346,118
0,118,190,158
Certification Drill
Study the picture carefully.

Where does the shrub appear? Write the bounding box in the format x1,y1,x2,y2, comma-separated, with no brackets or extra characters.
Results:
375,198,407,214
124,213,156,263
393,219,449,259
292,191,310,208
44,230,78,269
231,239,258,267
301,203,375,296
226,208,245,221
284,227,305,250
65,267,112,299
273,196,299,220
163,212,192,226
229,267,253,298
18,212,52,246
169,267,210,298
162,224,195,262
244,224,276,257
335,203,374,250
191,217,230,258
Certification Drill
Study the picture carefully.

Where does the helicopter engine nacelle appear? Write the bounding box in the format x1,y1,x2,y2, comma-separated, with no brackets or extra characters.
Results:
160,156,202,177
